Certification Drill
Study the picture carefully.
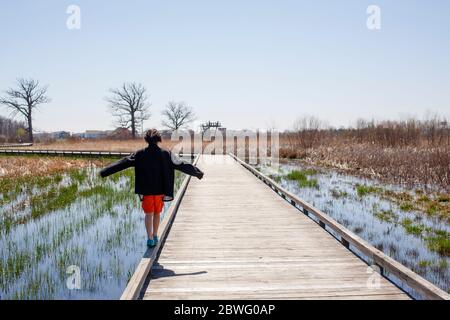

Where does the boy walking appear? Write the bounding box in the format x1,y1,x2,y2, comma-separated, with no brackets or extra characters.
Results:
100,129,204,247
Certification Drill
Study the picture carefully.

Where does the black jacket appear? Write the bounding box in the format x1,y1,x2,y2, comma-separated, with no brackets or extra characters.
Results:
99,144,203,201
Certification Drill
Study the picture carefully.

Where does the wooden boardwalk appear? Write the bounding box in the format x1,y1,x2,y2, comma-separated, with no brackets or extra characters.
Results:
142,155,410,300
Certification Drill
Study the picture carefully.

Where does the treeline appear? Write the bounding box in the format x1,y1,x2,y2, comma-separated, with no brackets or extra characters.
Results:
283,115,449,149
0,115,26,143
352,116,449,147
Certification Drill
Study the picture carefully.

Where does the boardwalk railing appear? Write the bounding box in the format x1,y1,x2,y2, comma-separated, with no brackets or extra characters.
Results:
0,149,131,157
229,153,450,300
0,148,198,159
0,143,33,148
120,154,200,300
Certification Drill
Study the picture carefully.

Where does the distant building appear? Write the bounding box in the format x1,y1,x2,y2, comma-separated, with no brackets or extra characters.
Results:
72,132,85,139
84,130,110,139
34,131,71,141
49,131,71,139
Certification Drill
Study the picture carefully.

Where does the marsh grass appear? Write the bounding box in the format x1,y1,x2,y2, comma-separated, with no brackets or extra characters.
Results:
398,218,450,256
355,183,449,222
399,202,414,211
401,218,425,236
330,188,348,199
373,209,398,223
425,230,450,256
285,169,319,189
0,158,186,299
2,190,118,297
355,184,382,197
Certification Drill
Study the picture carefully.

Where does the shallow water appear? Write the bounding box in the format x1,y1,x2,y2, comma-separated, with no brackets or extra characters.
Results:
257,160,449,295
0,164,184,300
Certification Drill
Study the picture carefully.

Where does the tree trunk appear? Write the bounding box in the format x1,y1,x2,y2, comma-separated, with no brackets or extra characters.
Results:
131,112,136,138
27,111,33,143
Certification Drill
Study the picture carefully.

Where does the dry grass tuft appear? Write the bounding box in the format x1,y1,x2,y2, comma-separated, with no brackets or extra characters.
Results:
0,156,110,179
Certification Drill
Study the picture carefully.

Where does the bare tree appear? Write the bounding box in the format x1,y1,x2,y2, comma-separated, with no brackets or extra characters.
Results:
292,115,327,148
161,101,196,131
0,78,50,142
106,82,150,138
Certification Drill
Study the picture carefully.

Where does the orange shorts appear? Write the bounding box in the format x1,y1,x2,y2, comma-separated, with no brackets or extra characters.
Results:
142,195,164,214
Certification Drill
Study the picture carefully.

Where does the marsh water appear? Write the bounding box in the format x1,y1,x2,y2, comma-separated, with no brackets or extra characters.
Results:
257,160,449,295
0,162,184,300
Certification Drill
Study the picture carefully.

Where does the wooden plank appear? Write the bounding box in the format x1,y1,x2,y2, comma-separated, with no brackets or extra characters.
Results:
143,155,412,300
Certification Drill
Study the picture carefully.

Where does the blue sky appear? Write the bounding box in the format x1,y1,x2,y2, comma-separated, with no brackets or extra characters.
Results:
0,0,449,132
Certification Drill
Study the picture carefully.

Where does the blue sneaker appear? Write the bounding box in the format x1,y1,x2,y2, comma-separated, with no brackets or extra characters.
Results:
153,235,159,245
147,238,155,247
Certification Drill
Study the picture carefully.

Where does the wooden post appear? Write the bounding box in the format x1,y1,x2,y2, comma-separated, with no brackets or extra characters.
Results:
375,264,384,276
341,238,350,249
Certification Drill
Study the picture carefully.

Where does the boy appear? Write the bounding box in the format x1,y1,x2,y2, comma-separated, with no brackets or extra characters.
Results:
100,129,204,247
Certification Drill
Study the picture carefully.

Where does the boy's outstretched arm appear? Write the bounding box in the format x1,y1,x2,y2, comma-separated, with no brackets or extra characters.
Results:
170,153,204,179
99,154,136,178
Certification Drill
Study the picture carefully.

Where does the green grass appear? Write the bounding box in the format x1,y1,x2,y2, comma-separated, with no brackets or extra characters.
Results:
373,209,398,223
0,167,136,232
418,260,432,268
353,182,449,221
286,170,308,181
0,174,65,206
31,183,79,220
301,168,319,176
285,170,319,189
355,184,381,197
400,218,425,236
397,218,450,257
426,203,438,215
425,233,450,257
418,195,431,202
399,202,414,211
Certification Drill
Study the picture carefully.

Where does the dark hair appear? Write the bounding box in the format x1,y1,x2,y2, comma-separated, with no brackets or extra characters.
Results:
144,129,162,144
